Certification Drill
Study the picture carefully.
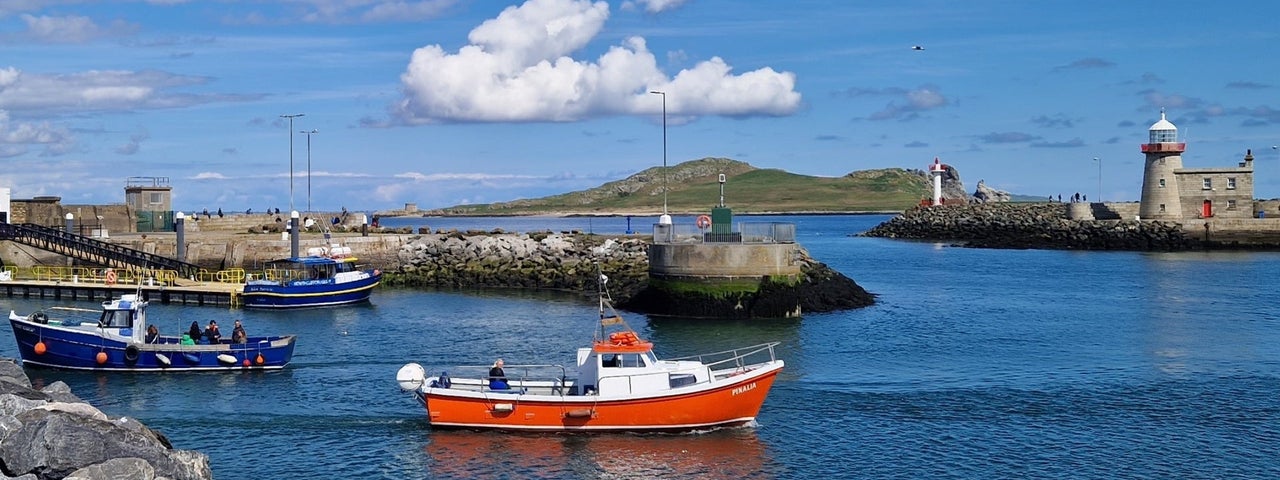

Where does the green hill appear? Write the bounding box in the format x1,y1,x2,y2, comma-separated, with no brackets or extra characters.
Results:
424,157,936,216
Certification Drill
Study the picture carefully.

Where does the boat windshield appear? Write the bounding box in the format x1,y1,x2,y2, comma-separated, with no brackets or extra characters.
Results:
98,309,133,328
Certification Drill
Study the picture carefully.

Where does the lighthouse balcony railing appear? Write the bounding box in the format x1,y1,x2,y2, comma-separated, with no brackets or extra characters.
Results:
652,222,795,245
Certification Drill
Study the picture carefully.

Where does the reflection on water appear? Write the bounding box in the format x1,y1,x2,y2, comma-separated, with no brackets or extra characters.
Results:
422,428,776,479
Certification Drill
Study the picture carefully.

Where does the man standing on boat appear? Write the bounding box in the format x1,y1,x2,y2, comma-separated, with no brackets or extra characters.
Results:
488,359,508,390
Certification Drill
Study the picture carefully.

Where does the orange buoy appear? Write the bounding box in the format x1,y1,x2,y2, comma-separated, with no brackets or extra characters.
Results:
96,351,108,364
34,341,47,355
255,353,265,365
243,359,251,367
696,214,712,229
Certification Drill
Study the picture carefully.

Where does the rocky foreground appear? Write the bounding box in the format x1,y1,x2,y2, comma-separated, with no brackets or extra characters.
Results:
0,359,211,480
861,203,1198,250
383,230,874,318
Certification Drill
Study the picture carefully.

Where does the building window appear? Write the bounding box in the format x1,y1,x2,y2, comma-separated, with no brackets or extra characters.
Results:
1227,200,1237,210
1227,178,1237,189
1159,204,1166,213
1202,178,1212,190
149,193,162,204
1159,179,1166,188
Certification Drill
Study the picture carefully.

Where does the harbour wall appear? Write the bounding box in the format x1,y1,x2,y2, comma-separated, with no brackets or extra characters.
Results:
862,202,1280,250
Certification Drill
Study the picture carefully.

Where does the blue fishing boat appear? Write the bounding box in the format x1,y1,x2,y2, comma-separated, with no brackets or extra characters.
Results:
242,245,382,309
8,294,296,372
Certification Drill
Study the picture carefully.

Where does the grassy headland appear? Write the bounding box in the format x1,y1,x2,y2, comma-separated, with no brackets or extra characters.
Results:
412,157,934,216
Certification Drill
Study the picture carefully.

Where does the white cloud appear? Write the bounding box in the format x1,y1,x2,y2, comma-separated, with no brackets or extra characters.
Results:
394,0,799,123
0,110,75,156
19,14,136,44
395,172,541,182
0,66,254,116
622,0,690,13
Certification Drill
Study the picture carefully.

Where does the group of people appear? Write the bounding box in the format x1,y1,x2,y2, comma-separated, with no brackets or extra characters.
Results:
147,319,248,344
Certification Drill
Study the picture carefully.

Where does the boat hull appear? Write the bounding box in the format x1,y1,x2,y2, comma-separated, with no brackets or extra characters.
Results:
9,318,296,372
242,271,380,309
414,364,782,432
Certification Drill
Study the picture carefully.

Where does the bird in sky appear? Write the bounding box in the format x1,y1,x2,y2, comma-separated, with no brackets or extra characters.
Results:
912,45,925,51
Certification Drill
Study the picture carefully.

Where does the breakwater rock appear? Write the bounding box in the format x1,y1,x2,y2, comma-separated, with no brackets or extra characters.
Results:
385,232,650,300
0,359,212,480
385,232,874,318
861,203,1198,250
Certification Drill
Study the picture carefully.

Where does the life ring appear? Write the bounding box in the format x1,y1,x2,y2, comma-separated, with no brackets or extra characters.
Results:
124,344,140,363
695,215,712,229
104,269,117,285
30,312,49,324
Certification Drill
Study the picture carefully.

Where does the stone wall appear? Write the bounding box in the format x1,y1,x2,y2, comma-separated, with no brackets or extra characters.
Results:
387,232,875,318
861,203,1198,250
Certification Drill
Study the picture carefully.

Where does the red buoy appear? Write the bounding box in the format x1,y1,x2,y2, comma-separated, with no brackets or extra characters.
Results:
243,359,250,367
96,351,108,364
34,341,47,355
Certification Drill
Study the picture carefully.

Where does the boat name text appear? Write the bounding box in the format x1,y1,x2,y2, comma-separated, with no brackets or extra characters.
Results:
732,382,757,396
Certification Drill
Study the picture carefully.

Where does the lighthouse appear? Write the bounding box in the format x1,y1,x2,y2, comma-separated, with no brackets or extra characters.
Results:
1138,110,1186,220
928,157,947,206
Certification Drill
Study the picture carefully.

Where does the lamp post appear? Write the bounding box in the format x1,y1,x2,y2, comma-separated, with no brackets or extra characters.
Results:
1093,156,1101,202
649,90,670,225
280,113,305,212
301,129,318,213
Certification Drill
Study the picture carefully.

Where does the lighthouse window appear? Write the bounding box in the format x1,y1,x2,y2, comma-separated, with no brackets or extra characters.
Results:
1227,178,1237,189
1202,178,1212,190
1158,179,1166,188
1159,204,1166,213
1227,200,1237,210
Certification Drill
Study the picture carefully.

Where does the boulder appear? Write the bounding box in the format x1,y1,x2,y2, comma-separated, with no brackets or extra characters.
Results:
1,410,211,480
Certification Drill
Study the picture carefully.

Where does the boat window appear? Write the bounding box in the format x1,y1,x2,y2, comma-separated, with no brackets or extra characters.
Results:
98,310,132,328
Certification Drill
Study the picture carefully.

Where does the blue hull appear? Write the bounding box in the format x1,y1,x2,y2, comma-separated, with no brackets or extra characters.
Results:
9,318,296,372
242,271,380,309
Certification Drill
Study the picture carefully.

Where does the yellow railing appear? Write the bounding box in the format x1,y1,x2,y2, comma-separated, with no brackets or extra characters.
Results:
2,266,250,286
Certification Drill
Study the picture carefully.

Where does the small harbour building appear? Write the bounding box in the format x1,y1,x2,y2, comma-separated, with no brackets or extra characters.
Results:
1138,110,1254,221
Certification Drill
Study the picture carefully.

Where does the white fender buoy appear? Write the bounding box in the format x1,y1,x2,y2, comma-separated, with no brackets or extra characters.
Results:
217,354,238,365
396,363,425,391
155,353,171,367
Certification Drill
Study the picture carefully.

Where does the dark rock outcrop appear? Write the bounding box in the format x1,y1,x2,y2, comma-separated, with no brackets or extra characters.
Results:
386,232,874,318
0,359,211,480
861,203,1197,250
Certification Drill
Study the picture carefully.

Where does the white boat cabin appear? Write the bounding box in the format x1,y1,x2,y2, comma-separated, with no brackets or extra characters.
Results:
574,346,713,397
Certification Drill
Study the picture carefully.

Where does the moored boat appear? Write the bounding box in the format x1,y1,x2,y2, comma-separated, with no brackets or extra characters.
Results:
8,294,296,372
242,244,381,309
395,275,784,432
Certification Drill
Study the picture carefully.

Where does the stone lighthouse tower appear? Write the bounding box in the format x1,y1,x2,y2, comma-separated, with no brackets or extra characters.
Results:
1138,110,1186,220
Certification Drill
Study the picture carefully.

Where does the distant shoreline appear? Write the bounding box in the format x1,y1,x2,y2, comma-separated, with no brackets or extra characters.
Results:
381,210,904,218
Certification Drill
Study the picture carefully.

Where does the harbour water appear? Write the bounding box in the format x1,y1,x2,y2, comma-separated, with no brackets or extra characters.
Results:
2,214,1278,479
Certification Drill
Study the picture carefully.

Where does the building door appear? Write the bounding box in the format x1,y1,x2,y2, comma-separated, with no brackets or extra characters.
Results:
1202,200,1212,218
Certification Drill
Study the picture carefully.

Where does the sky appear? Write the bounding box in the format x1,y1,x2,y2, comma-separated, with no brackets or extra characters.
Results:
3,0,1280,215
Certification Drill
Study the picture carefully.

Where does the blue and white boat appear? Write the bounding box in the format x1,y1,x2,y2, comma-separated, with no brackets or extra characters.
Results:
8,294,297,372
242,245,382,309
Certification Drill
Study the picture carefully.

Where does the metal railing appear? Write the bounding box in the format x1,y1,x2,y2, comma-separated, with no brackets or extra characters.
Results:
669,341,782,373
1,265,248,286
652,222,795,245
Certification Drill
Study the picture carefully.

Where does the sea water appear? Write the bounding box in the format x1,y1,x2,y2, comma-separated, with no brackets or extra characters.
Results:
1,215,1278,479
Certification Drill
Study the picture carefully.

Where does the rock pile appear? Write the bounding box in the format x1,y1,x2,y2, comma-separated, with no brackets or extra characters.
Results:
0,359,211,480
861,203,1197,250
386,232,650,300
386,231,875,318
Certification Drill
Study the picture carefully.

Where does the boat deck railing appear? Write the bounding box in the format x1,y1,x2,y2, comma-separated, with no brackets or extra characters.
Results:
669,341,782,373
437,364,572,396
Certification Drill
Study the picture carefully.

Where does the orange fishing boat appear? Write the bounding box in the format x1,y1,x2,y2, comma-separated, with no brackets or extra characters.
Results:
395,275,784,432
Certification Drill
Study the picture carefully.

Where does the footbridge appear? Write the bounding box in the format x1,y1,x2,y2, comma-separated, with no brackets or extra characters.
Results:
0,223,202,279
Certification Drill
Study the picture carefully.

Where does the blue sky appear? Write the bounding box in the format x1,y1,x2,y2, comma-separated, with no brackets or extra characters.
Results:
3,0,1279,214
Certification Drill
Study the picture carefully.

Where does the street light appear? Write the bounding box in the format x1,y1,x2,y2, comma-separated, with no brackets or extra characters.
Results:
301,129,318,213
1093,156,1101,202
649,90,670,225
280,113,305,212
